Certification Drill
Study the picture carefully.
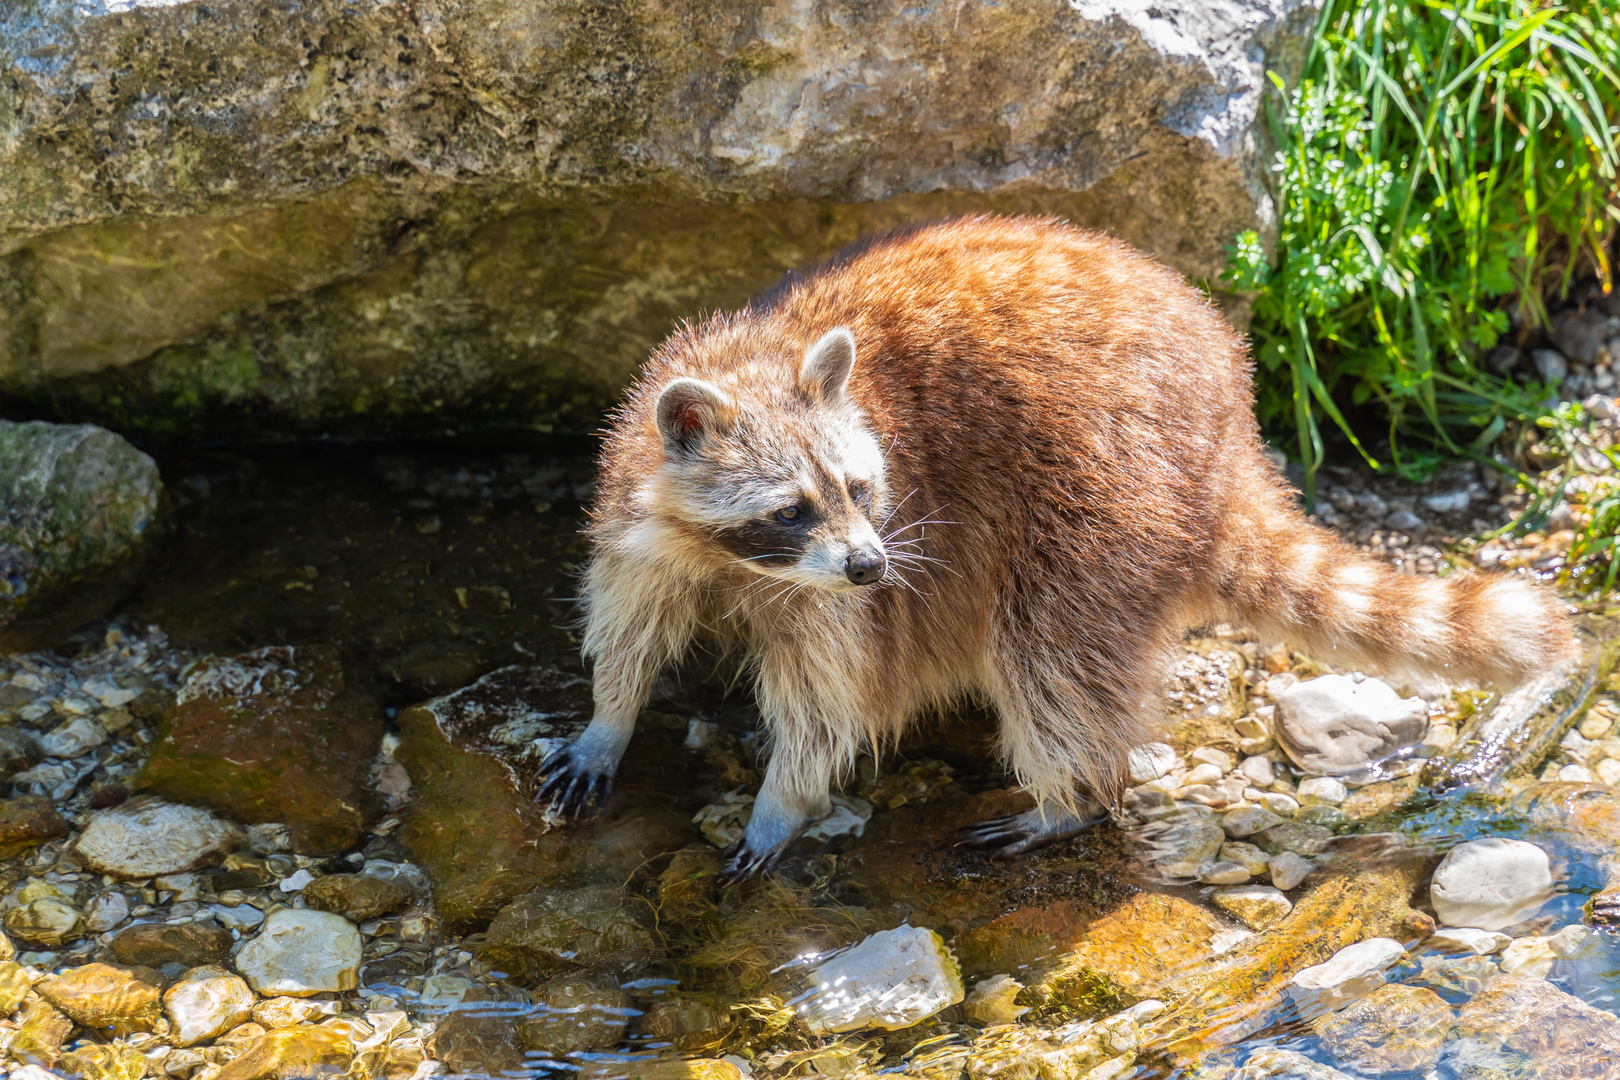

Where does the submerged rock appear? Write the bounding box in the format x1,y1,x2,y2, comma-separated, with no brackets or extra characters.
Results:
477,885,658,986
234,909,362,997
963,974,1029,1027
1235,1048,1357,1079
1274,675,1428,776
0,421,163,646
163,965,255,1047
36,962,165,1030
110,919,233,970
300,872,413,923
1430,838,1554,931
138,645,384,852
429,988,527,1076
1029,891,1231,1006
74,796,241,879
798,925,964,1033
213,1025,353,1080
522,973,633,1056
1289,939,1407,1016
1446,972,1620,1078
1313,983,1454,1074
1212,884,1293,930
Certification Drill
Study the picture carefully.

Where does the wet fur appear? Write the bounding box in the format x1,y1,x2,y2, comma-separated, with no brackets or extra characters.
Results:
549,216,1577,874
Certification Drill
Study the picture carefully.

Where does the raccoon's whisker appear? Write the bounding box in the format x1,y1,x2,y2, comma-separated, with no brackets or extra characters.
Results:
725,553,800,565
878,487,920,531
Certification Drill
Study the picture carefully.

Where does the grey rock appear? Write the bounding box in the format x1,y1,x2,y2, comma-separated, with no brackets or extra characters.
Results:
1551,308,1610,364
0,422,163,644
1235,1048,1356,1080
1532,348,1569,384
1384,509,1426,532
0,0,1319,441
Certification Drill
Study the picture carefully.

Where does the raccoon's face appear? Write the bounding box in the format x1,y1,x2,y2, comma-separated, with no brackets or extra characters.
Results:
653,328,889,591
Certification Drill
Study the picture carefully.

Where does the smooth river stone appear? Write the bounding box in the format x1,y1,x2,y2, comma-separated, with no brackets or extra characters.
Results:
799,925,964,1033
1429,838,1553,931
1274,675,1428,776
234,909,362,997
1289,938,1407,1015
163,965,255,1047
74,796,241,879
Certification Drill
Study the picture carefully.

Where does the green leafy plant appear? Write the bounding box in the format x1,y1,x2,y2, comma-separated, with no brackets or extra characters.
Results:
1228,0,1620,506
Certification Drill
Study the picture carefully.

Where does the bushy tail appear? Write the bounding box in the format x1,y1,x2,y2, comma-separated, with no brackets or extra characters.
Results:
1203,486,1577,689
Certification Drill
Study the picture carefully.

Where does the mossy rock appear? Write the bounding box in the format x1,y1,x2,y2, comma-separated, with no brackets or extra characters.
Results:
137,645,383,853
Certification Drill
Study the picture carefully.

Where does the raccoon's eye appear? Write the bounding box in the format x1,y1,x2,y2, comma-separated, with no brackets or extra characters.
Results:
775,505,803,523
848,480,869,504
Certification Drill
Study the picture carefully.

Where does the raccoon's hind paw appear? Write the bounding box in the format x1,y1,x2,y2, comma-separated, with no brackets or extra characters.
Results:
535,744,613,818
955,806,1109,858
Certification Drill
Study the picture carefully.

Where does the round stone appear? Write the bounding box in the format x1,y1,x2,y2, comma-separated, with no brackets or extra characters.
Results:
1290,938,1406,1014
1430,838,1553,931
1126,743,1178,784
1211,884,1293,930
75,796,240,879
163,966,255,1047
234,909,362,997
1221,805,1284,839
1198,861,1253,885
1269,851,1315,891
1297,777,1348,806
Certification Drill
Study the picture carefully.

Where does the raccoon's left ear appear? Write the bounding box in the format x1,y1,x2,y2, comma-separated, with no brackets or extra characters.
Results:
800,327,857,404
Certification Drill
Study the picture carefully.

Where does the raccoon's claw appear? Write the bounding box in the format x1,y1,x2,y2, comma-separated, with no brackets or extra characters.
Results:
718,838,785,884
536,745,613,818
955,807,1108,858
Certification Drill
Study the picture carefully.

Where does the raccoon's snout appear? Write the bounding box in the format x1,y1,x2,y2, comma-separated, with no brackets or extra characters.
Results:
845,548,886,585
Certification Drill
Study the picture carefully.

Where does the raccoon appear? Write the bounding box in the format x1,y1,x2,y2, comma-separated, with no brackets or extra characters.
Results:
539,215,1575,878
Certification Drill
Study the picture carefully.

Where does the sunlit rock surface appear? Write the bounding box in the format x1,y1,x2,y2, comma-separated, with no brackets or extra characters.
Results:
0,0,1318,439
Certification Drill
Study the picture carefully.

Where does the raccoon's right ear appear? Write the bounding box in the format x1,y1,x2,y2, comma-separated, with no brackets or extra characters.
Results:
655,377,737,456
800,327,857,404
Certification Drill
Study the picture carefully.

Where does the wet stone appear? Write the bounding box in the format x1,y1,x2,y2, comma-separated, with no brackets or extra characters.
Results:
521,973,632,1056
37,962,164,1029
1447,971,1620,1078
213,1024,353,1080
1427,927,1512,956
164,964,255,1047
963,974,1028,1027
1255,822,1334,856
478,885,658,986
0,960,33,1013
300,873,412,923
1314,983,1454,1074
235,908,362,997
110,918,233,969
393,666,588,927
12,995,74,1066
1030,892,1229,1005
138,645,385,853
75,795,241,879
82,891,130,934
1407,954,1501,1003
1269,851,1315,891
1235,1048,1358,1079
799,925,964,1034
644,998,734,1053
1151,820,1226,878
430,989,526,1077
1499,935,1557,978
1290,939,1407,1016
1430,838,1554,931
58,1042,146,1080
1212,884,1293,930
252,997,342,1029
0,727,43,782
4,895,82,947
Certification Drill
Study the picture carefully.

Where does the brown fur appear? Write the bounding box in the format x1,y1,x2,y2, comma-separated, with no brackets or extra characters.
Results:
558,215,1576,872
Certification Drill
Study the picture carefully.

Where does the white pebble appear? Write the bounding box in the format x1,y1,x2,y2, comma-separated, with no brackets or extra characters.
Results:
1212,884,1292,930
1297,776,1348,806
164,965,255,1046
1183,763,1224,786
799,925,963,1033
235,908,362,996
1239,756,1275,787
1127,743,1179,784
74,797,241,879
1273,675,1428,776
1289,938,1406,1013
1191,747,1234,772
1500,935,1556,978
279,869,316,893
1596,758,1620,786
1268,852,1314,891
1221,805,1284,838
1430,838,1554,931
1261,792,1300,817
1198,861,1252,885
1559,764,1595,783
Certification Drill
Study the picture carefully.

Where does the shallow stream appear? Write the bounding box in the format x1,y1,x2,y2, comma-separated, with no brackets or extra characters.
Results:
4,438,1620,1080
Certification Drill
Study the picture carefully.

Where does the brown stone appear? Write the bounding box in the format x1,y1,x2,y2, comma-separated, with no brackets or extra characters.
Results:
0,729,44,785
429,988,526,1076
213,1025,353,1080
138,645,383,853
580,1059,743,1080
0,960,33,1013
11,994,75,1067
37,962,165,1030
1448,972,1620,1079
478,885,658,986
301,874,413,923
395,666,698,928
109,919,233,969
655,847,724,930
522,973,632,1056
0,795,71,860
58,1042,148,1080
1027,891,1230,1008
1314,983,1454,1073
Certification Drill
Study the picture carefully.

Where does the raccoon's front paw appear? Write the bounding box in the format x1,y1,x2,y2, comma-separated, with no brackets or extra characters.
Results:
535,744,613,818
718,810,802,883
955,805,1109,858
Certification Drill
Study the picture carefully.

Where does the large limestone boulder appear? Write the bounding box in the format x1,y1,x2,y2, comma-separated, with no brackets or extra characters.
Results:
0,0,1318,441
0,421,164,646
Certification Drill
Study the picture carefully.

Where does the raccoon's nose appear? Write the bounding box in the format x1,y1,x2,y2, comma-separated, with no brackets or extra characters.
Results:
845,549,886,585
